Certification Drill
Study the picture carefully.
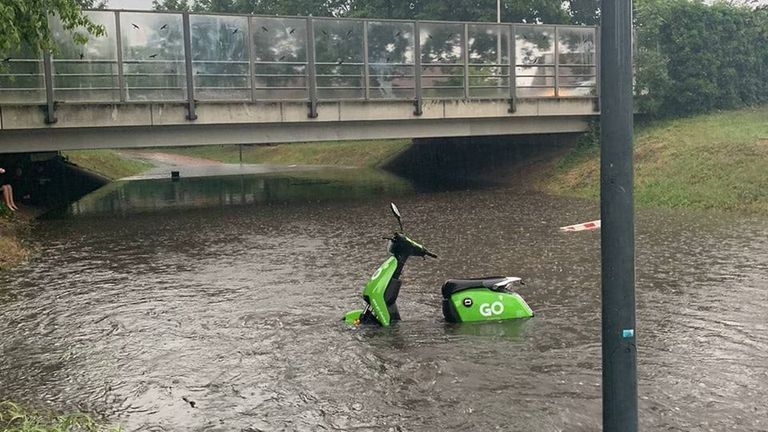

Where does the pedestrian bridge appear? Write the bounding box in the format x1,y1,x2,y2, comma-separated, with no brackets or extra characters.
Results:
0,10,599,153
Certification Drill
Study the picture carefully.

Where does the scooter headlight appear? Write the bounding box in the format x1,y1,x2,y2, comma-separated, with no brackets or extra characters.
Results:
387,240,395,254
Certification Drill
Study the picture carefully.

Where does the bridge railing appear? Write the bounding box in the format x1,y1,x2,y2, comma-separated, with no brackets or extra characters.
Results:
0,9,598,114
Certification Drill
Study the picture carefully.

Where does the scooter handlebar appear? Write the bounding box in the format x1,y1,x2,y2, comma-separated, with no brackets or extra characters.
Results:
424,250,438,258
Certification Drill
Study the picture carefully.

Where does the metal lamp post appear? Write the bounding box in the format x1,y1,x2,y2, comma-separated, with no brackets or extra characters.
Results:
600,0,638,431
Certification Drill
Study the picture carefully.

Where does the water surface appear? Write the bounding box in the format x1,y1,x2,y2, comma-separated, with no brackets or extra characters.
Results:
1,170,766,431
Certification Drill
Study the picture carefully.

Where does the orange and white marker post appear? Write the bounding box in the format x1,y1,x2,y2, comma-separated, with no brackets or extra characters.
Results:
559,220,602,232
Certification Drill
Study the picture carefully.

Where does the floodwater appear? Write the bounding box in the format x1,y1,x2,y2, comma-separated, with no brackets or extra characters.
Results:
1,169,766,431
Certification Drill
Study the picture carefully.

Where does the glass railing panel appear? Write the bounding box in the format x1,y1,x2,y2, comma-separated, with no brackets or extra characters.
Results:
469,66,510,98
23,12,598,107
468,24,509,99
252,16,308,100
190,14,249,101
121,12,186,101
0,47,44,104
314,18,364,100
515,25,555,98
419,22,463,98
557,26,596,97
368,65,415,99
421,64,464,98
367,21,415,99
51,10,119,102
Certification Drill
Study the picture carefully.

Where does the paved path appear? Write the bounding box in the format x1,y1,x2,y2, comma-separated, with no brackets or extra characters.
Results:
118,150,327,181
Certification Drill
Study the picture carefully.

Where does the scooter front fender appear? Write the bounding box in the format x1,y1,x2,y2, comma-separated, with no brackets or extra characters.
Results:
362,256,398,326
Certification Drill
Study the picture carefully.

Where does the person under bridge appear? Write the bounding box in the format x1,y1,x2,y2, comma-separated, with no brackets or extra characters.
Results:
0,167,19,211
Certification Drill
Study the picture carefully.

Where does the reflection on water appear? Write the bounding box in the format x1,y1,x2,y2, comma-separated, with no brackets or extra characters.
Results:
63,169,413,216
1,168,767,431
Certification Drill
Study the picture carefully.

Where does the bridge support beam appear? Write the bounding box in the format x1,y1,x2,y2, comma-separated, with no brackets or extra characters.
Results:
0,116,590,153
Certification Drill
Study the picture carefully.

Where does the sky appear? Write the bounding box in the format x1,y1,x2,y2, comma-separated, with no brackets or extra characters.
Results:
107,0,155,10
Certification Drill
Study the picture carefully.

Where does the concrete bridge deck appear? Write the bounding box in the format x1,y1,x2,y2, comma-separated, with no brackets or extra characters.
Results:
0,10,599,153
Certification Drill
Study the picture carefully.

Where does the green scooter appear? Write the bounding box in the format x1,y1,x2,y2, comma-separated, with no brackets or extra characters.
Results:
343,203,533,327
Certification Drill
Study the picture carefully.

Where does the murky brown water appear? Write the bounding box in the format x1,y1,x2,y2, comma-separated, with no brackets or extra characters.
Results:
1,171,766,431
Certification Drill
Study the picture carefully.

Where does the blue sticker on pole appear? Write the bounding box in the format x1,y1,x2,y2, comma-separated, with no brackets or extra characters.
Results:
622,329,635,338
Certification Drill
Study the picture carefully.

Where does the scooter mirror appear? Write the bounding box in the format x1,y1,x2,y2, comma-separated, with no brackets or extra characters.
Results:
390,202,401,219
390,203,404,231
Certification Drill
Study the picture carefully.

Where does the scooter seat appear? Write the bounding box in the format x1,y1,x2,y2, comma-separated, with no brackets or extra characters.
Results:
441,277,508,298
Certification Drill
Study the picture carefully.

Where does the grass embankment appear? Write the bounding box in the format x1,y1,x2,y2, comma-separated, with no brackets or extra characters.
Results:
0,401,119,432
158,139,411,168
63,150,153,180
539,106,768,212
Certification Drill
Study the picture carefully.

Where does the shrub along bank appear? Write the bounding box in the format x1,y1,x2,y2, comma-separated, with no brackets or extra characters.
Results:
634,0,768,117
0,212,29,270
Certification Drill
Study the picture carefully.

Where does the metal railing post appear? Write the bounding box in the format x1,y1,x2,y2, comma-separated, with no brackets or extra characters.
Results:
413,21,423,116
114,11,126,102
508,24,516,113
42,51,57,124
182,13,197,120
554,26,560,98
462,23,469,99
247,17,256,103
363,20,370,100
595,26,601,112
306,18,318,118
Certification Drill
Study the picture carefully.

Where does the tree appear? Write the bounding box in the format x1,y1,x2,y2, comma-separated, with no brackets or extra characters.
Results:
156,0,570,23
152,0,191,11
347,0,570,23
0,0,105,58
567,0,599,25
78,0,107,8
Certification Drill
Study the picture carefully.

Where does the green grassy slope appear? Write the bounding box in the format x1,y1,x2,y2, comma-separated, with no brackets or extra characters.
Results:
156,139,411,168
63,150,153,180
539,107,768,212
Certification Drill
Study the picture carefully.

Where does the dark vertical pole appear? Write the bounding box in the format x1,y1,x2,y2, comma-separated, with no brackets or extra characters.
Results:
182,13,197,121
43,50,57,124
600,1,637,431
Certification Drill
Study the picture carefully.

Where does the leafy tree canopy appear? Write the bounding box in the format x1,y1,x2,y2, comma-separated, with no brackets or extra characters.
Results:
153,0,572,23
0,0,105,57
